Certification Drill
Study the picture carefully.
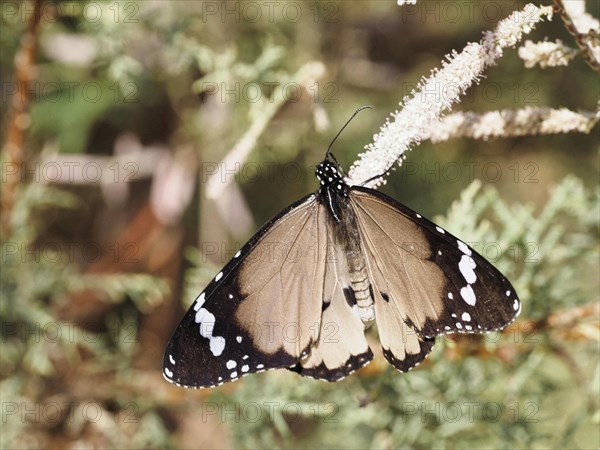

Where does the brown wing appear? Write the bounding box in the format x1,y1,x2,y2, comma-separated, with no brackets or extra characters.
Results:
164,194,328,388
291,225,373,381
350,187,520,371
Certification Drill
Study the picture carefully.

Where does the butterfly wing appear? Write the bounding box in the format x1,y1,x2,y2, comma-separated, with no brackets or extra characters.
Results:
291,227,373,381
163,194,329,388
349,187,520,370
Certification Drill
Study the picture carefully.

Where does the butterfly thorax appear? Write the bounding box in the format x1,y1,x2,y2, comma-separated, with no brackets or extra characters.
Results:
315,160,348,221
316,160,348,192
316,160,376,326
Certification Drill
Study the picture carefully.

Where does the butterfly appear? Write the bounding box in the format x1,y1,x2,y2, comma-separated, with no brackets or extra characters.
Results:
163,106,521,388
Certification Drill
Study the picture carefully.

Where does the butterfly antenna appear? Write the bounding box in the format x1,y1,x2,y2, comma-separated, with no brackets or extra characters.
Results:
325,105,372,161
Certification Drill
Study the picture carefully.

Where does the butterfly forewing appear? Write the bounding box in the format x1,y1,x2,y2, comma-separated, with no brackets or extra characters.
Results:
163,194,328,388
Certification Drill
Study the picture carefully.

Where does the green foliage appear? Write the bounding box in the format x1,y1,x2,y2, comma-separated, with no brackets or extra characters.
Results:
1,183,170,448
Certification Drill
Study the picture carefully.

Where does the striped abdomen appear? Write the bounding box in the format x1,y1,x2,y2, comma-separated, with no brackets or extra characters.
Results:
325,191,375,326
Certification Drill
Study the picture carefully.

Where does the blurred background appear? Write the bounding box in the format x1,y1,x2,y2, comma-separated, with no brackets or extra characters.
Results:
1,1,598,448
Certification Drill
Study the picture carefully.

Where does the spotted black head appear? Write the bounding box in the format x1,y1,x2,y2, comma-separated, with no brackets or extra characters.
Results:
316,159,348,196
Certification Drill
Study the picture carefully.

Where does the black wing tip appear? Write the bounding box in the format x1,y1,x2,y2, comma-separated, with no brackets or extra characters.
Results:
290,349,374,382
163,365,274,389
164,351,376,388
420,297,522,340
382,338,435,373
162,344,308,389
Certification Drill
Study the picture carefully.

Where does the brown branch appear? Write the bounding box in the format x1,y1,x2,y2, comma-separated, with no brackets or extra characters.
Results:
554,0,600,72
535,302,599,331
1,0,44,236
440,302,599,365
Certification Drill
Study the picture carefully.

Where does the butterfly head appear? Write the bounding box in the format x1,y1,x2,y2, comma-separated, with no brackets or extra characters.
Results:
316,160,348,196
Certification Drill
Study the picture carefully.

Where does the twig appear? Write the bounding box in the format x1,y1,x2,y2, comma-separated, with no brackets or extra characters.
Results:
348,4,554,187
536,302,599,330
424,107,599,142
554,0,600,71
1,0,44,236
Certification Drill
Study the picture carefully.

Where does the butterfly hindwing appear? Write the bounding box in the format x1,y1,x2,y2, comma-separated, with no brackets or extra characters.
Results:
163,194,327,388
365,256,436,372
350,187,520,368
292,228,373,380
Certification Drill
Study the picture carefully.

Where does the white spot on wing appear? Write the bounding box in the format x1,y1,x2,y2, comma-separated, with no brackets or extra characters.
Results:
459,255,477,284
460,285,477,306
226,360,237,369
230,371,238,378
164,368,173,378
215,271,223,282
195,307,210,325
242,355,248,360
236,336,242,343
416,213,422,218
436,226,445,234
241,364,249,373
506,290,511,296
461,312,471,322
456,322,462,329
256,364,264,369
195,308,226,356
210,337,225,356
193,292,205,311
448,292,453,300
513,299,520,311
229,294,233,299
457,240,472,256
169,354,175,364
234,250,241,258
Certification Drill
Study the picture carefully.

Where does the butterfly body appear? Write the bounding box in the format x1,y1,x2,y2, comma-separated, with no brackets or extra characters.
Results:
163,156,520,388
316,160,376,326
